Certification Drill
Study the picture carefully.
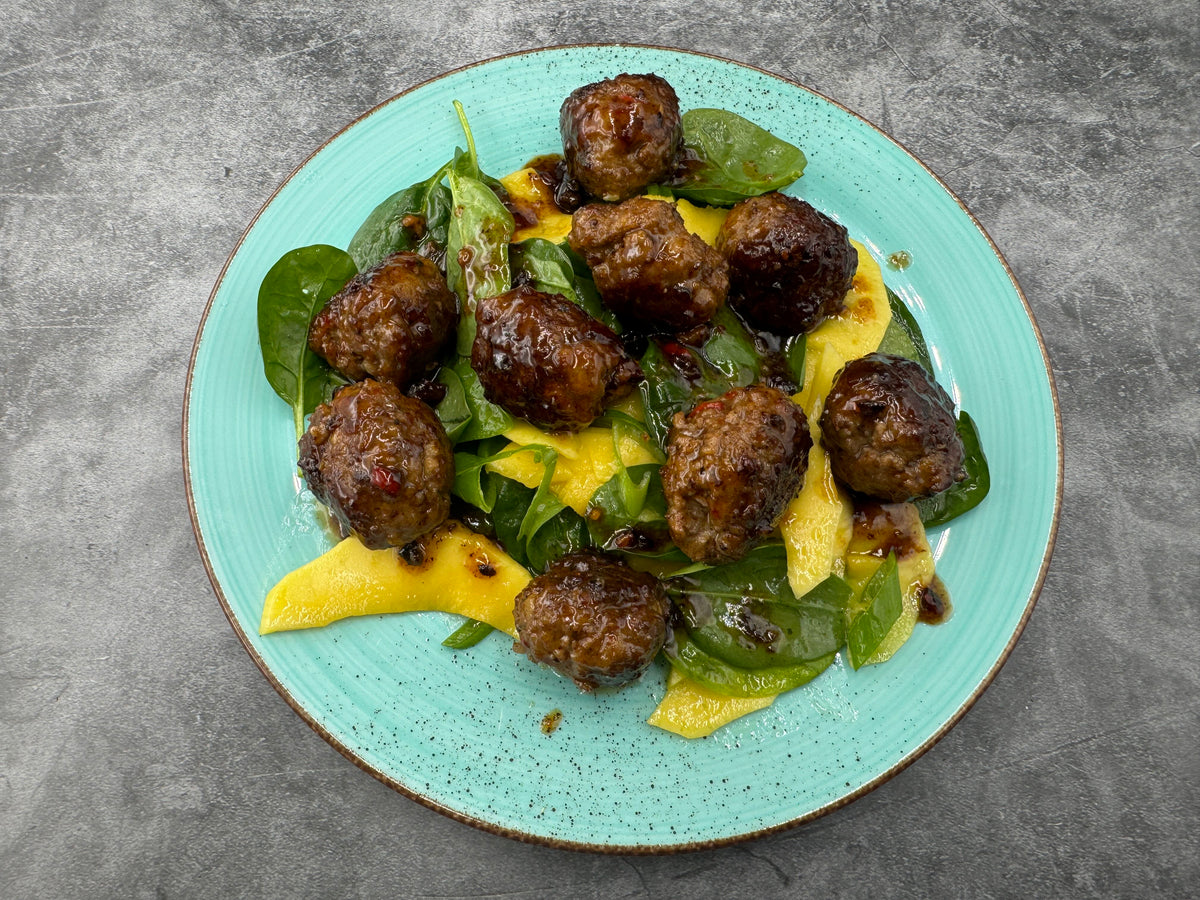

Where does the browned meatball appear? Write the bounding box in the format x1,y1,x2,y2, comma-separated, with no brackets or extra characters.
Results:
560,73,682,202
717,192,857,335
471,286,642,431
569,197,728,331
308,251,457,388
820,353,965,502
298,379,454,550
661,385,812,564
513,549,670,690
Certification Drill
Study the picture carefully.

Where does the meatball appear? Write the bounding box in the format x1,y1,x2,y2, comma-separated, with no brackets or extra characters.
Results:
308,250,457,388
513,549,670,690
298,379,454,550
560,73,682,202
819,353,965,502
717,192,857,335
569,197,728,331
661,385,812,564
471,286,642,431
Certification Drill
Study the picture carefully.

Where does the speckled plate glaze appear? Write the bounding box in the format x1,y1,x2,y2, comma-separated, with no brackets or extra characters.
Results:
185,45,1061,852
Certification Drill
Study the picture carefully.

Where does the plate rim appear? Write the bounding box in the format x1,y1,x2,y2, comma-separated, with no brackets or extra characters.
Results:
183,41,1064,854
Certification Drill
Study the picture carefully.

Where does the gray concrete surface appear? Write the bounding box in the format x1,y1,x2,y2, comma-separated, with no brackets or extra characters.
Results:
2,1,1197,897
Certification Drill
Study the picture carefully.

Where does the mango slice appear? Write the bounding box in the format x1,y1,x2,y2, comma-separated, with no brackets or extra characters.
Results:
674,198,729,246
501,168,573,244
486,423,659,515
648,667,775,739
779,426,854,598
794,240,891,418
260,522,527,636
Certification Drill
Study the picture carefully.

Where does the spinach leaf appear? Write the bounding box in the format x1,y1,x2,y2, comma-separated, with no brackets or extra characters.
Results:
442,619,495,649
679,593,846,669
877,289,988,526
665,544,853,671
488,471,588,573
847,552,903,669
435,356,513,444
346,166,453,273
784,334,807,389
509,237,620,330
446,167,514,353
256,244,357,438
525,508,589,574
637,309,761,450
586,463,662,547
664,628,836,698
877,286,934,372
665,543,796,602
449,100,505,192
916,411,991,527
668,108,807,207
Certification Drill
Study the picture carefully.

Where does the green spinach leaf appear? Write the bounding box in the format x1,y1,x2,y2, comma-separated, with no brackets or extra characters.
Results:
847,552,903,669
442,619,495,649
916,411,991,527
877,286,934,372
256,244,357,438
435,356,513,444
346,166,453,273
446,167,514,353
637,310,761,450
664,628,836,698
668,108,807,207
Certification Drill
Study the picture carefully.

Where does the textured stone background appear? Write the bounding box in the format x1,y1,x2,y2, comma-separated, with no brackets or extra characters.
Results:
2,1,1197,896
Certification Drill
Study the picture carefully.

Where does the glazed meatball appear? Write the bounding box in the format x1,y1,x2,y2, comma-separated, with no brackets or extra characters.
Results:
298,379,454,550
513,549,670,690
560,73,682,202
308,251,457,388
569,197,728,331
820,353,965,502
717,192,857,335
471,286,642,431
661,385,812,564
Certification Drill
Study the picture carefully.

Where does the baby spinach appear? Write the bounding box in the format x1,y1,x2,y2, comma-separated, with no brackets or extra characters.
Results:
446,167,515,353
916,411,990,527
638,308,762,450
346,166,453,272
877,286,934,373
666,545,852,670
665,628,836,698
488,471,588,573
510,237,621,330
435,357,513,444
846,552,903,669
668,108,807,207
679,594,846,670
442,619,495,649
256,244,357,438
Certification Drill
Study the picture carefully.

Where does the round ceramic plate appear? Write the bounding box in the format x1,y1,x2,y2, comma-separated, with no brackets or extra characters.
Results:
185,45,1061,852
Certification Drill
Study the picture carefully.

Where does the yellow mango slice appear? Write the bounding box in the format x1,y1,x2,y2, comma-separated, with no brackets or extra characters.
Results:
260,522,527,636
648,667,774,739
486,424,658,515
842,502,934,665
779,425,854,598
674,198,728,246
794,240,891,419
500,168,573,244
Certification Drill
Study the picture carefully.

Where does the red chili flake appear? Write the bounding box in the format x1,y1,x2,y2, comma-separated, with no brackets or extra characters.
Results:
370,466,402,495
692,399,726,416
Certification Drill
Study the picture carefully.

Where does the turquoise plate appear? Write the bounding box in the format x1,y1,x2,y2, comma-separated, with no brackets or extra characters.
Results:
185,45,1061,852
